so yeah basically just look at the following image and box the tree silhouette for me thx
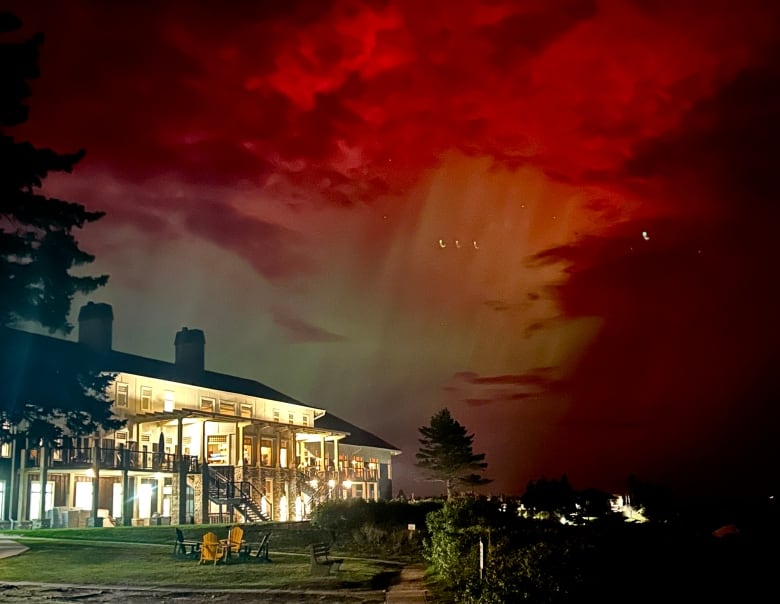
[0,12,119,445]
[416,408,490,499]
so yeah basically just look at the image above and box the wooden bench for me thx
[310,542,344,576]
[173,527,201,558]
[243,531,271,562]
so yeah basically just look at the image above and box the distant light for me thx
[642,231,650,241]
[473,240,479,250]
[454,239,461,248]
[438,239,446,248]
[310,479,318,489]
[343,480,353,489]
[328,479,336,488]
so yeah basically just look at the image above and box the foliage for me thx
[0,337,121,444]
[310,498,440,558]
[1,12,108,332]
[416,408,490,499]
[521,475,577,520]
[0,12,116,444]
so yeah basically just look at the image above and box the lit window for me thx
[288,412,294,424]
[243,437,253,465]
[219,401,235,415]
[164,391,175,412]
[207,435,228,464]
[116,383,128,407]
[1,442,10,458]
[260,439,273,467]
[240,403,252,418]
[272,409,280,422]
[200,397,215,412]
[302,415,309,427]
[140,386,152,411]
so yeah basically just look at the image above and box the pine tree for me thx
[0,12,108,332]
[416,408,490,499]
[0,12,119,445]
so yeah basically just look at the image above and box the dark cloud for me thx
[183,201,314,282]
[271,310,347,343]
[449,368,561,408]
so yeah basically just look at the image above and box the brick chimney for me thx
[174,327,205,377]
[78,302,113,354]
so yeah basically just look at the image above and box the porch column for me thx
[91,439,101,527]
[7,433,17,521]
[178,416,187,525]
[319,437,325,473]
[333,437,339,483]
[38,444,48,524]
[122,446,131,526]
[19,438,28,521]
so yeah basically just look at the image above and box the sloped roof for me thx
[1,327,301,404]
[315,412,401,452]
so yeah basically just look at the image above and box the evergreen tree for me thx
[0,12,108,331]
[0,12,119,445]
[416,408,490,499]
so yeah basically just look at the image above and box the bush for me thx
[309,499,440,559]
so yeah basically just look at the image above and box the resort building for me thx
[0,302,400,528]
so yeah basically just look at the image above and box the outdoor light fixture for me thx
[328,479,336,488]
[343,480,352,489]
[310,479,318,488]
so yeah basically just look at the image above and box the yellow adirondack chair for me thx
[199,531,225,565]
[220,526,245,560]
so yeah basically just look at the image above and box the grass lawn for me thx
[0,527,402,592]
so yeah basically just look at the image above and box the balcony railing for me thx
[298,465,380,483]
[26,446,200,473]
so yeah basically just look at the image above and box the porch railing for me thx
[25,446,200,473]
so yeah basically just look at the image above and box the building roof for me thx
[315,412,401,453]
[1,326,301,404]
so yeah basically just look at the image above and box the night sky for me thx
[7,0,780,498]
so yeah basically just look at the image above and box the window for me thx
[207,435,228,465]
[288,412,294,425]
[0,441,10,458]
[164,391,175,412]
[75,477,93,510]
[140,386,152,411]
[29,480,54,519]
[219,401,235,415]
[302,415,309,427]
[200,397,215,412]
[52,438,63,462]
[243,437,253,465]
[280,441,288,468]
[272,409,280,422]
[260,439,273,467]
[240,403,252,418]
[353,456,364,478]
[116,382,128,407]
